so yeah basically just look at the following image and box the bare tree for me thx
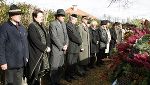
[107,0,133,8]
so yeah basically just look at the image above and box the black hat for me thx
[101,20,110,25]
[8,4,23,15]
[71,14,78,18]
[55,9,65,16]
[82,16,89,20]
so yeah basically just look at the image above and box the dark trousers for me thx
[65,53,79,77]
[5,68,23,85]
[89,53,97,67]
[27,70,50,85]
[97,48,106,66]
[50,67,65,85]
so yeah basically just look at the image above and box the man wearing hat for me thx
[65,14,82,82]
[49,9,69,85]
[78,15,90,75]
[97,20,110,66]
[0,4,29,85]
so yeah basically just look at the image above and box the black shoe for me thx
[77,72,84,77]
[89,65,96,69]
[55,83,65,85]
[65,77,72,83]
[70,76,78,80]
[84,67,90,71]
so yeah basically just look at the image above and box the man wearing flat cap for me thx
[49,9,69,85]
[96,20,110,66]
[0,4,29,85]
[65,14,82,82]
[78,15,90,75]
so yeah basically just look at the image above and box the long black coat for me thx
[66,22,82,53]
[89,28,99,53]
[109,28,117,51]
[27,22,50,79]
[98,26,108,49]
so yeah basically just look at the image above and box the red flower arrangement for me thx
[109,28,150,84]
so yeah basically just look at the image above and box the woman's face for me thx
[34,12,44,24]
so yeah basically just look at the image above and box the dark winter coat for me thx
[66,22,82,53]
[109,28,117,51]
[0,20,29,69]
[27,21,50,79]
[89,28,99,53]
[98,26,108,49]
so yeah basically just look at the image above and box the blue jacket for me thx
[0,21,29,69]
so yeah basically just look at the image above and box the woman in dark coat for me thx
[89,20,99,68]
[27,9,51,85]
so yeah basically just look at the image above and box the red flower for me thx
[133,52,149,62]
[143,61,150,69]
[126,35,138,44]
[126,29,147,44]
[117,43,130,52]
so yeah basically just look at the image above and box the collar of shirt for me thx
[8,20,21,27]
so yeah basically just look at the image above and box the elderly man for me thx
[49,9,69,85]
[65,14,82,82]
[0,4,29,85]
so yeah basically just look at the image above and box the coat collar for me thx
[32,21,47,34]
[8,20,21,26]
[56,20,62,28]
[82,23,88,32]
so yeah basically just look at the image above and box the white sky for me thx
[6,0,150,21]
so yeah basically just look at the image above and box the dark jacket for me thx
[98,26,108,49]
[89,28,99,53]
[27,22,50,79]
[66,22,82,53]
[110,28,117,50]
[0,20,29,69]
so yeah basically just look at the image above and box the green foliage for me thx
[131,19,142,28]
[45,10,55,27]
[0,1,55,28]
[0,0,9,25]
[134,34,150,54]
[18,2,32,28]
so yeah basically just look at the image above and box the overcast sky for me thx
[6,0,150,21]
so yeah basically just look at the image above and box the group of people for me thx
[0,4,125,85]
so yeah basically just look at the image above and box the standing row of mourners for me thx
[0,4,127,85]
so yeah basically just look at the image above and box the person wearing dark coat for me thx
[49,9,69,85]
[97,20,109,66]
[27,9,51,85]
[0,4,29,85]
[109,23,117,56]
[89,20,99,68]
[65,14,82,82]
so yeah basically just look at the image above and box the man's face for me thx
[34,12,44,24]
[11,14,21,23]
[82,18,88,24]
[58,15,65,22]
[72,17,77,24]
